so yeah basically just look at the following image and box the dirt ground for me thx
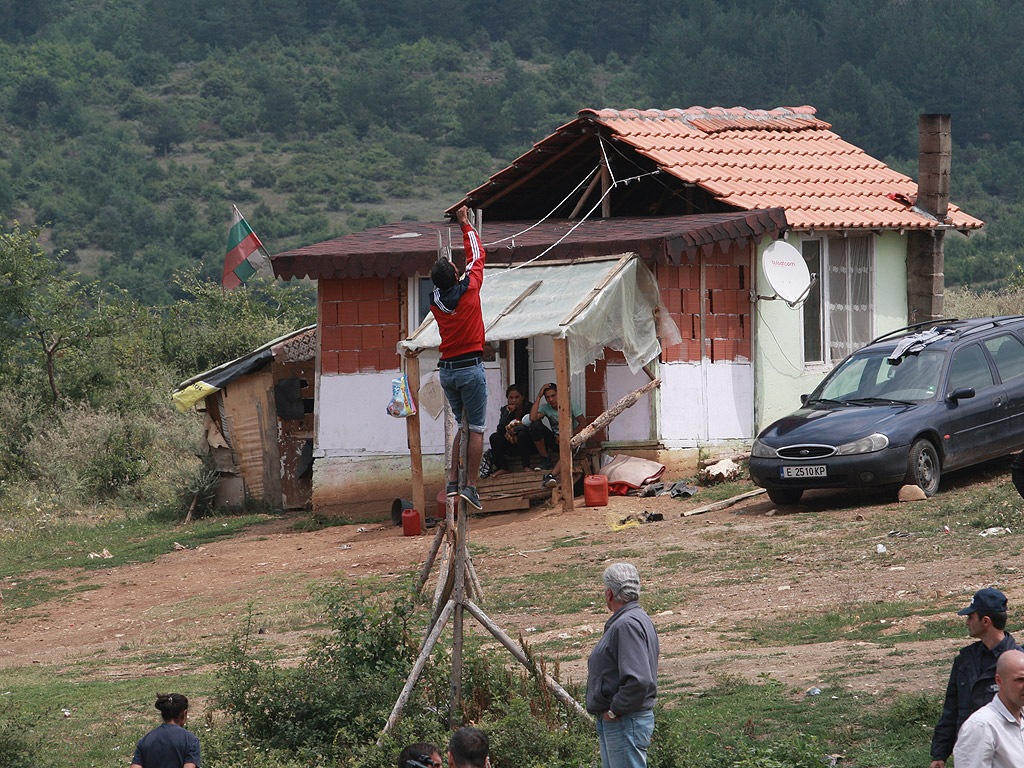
[2,485,1019,700]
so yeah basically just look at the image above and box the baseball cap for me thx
[957,588,1008,615]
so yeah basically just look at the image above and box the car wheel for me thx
[767,487,803,505]
[906,439,941,496]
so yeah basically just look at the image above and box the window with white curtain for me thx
[801,236,874,365]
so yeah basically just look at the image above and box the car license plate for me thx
[779,465,827,478]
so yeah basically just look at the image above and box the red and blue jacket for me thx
[430,223,486,360]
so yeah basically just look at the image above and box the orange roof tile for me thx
[453,106,982,232]
[581,107,981,231]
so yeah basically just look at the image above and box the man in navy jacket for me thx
[930,588,1020,768]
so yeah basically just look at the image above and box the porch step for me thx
[475,456,590,513]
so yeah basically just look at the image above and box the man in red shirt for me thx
[430,205,487,510]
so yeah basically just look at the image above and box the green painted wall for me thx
[753,231,908,431]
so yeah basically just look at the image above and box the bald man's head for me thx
[996,649,1024,715]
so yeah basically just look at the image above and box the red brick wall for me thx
[658,248,751,363]
[319,278,402,374]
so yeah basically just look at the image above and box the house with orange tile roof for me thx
[447,106,982,436]
[271,106,982,516]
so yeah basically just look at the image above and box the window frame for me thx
[800,235,876,369]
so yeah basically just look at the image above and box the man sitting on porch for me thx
[524,382,584,489]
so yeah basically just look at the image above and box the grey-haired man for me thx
[586,563,659,768]
[930,588,1020,768]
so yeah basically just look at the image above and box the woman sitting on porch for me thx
[488,384,534,476]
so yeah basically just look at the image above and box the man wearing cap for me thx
[586,563,659,768]
[952,649,1024,768]
[929,588,1020,768]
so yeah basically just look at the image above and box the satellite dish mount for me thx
[757,240,817,308]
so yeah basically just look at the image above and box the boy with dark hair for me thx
[524,382,584,489]
[448,726,489,768]
[398,743,442,768]
[431,206,487,511]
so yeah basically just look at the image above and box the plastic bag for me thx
[386,374,417,418]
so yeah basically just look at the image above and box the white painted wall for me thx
[606,363,652,441]
[659,360,754,446]
[316,362,503,458]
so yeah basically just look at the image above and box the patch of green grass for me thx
[738,602,951,646]
[0,514,271,615]
[549,534,590,549]
[1,664,220,768]
[653,548,702,569]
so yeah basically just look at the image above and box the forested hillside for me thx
[3,0,1024,302]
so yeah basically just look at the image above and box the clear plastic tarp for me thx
[400,255,680,376]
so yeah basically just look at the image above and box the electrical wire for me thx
[483,165,600,247]
[754,301,803,372]
[492,167,663,276]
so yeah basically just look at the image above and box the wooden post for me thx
[380,598,456,741]
[449,408,470,727]
[553,337,573,512]
[600,162,611,218]
[570,378,661,449]
[464,600,593,723]
[416,519,447,594]
[405,355,426,532]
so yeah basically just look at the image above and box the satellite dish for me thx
[762,241,812,305]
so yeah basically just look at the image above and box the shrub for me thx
[207,590,595,768]
[0,702,40,768]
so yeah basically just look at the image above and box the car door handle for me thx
[993,397,1006,407]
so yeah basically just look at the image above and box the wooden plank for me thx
[405,355,426,532]
[553,337,573,513]
[570,378,660,449]
[569,170,602,218]
[478,496,531,513]
[600,162,611,218]
[485,280,543,336]
[221,371,278,504]
[476,134,591,210]
[681,488,766,517]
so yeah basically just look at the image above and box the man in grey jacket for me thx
[586,563,659,768]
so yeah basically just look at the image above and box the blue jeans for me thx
[439,361,487,433]
[596,710,655,768]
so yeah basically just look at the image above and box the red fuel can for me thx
[401,507,421,536]
[584,474,609,507]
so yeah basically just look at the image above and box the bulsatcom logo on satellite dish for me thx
[762,241,812,305]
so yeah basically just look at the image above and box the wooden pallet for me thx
[476,457,590,513]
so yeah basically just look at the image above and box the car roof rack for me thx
[870,315,1024,348]
[942,319,1024,342]
[869,318,960,346]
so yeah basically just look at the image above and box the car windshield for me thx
[812,348,945,404]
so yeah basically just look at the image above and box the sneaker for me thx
[446,481,459,498]
[459,485,483,511]
[537,456,554,471]
[542,473,558,488]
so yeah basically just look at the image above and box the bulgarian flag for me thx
[222,205,270,289]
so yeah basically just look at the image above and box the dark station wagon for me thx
[749,316,1024,505]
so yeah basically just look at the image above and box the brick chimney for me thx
[906,114,951,322]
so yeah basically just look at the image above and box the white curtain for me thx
[827,236,872,363]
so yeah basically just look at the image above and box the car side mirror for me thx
[800,393,810,405]
[946,386,976,402]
